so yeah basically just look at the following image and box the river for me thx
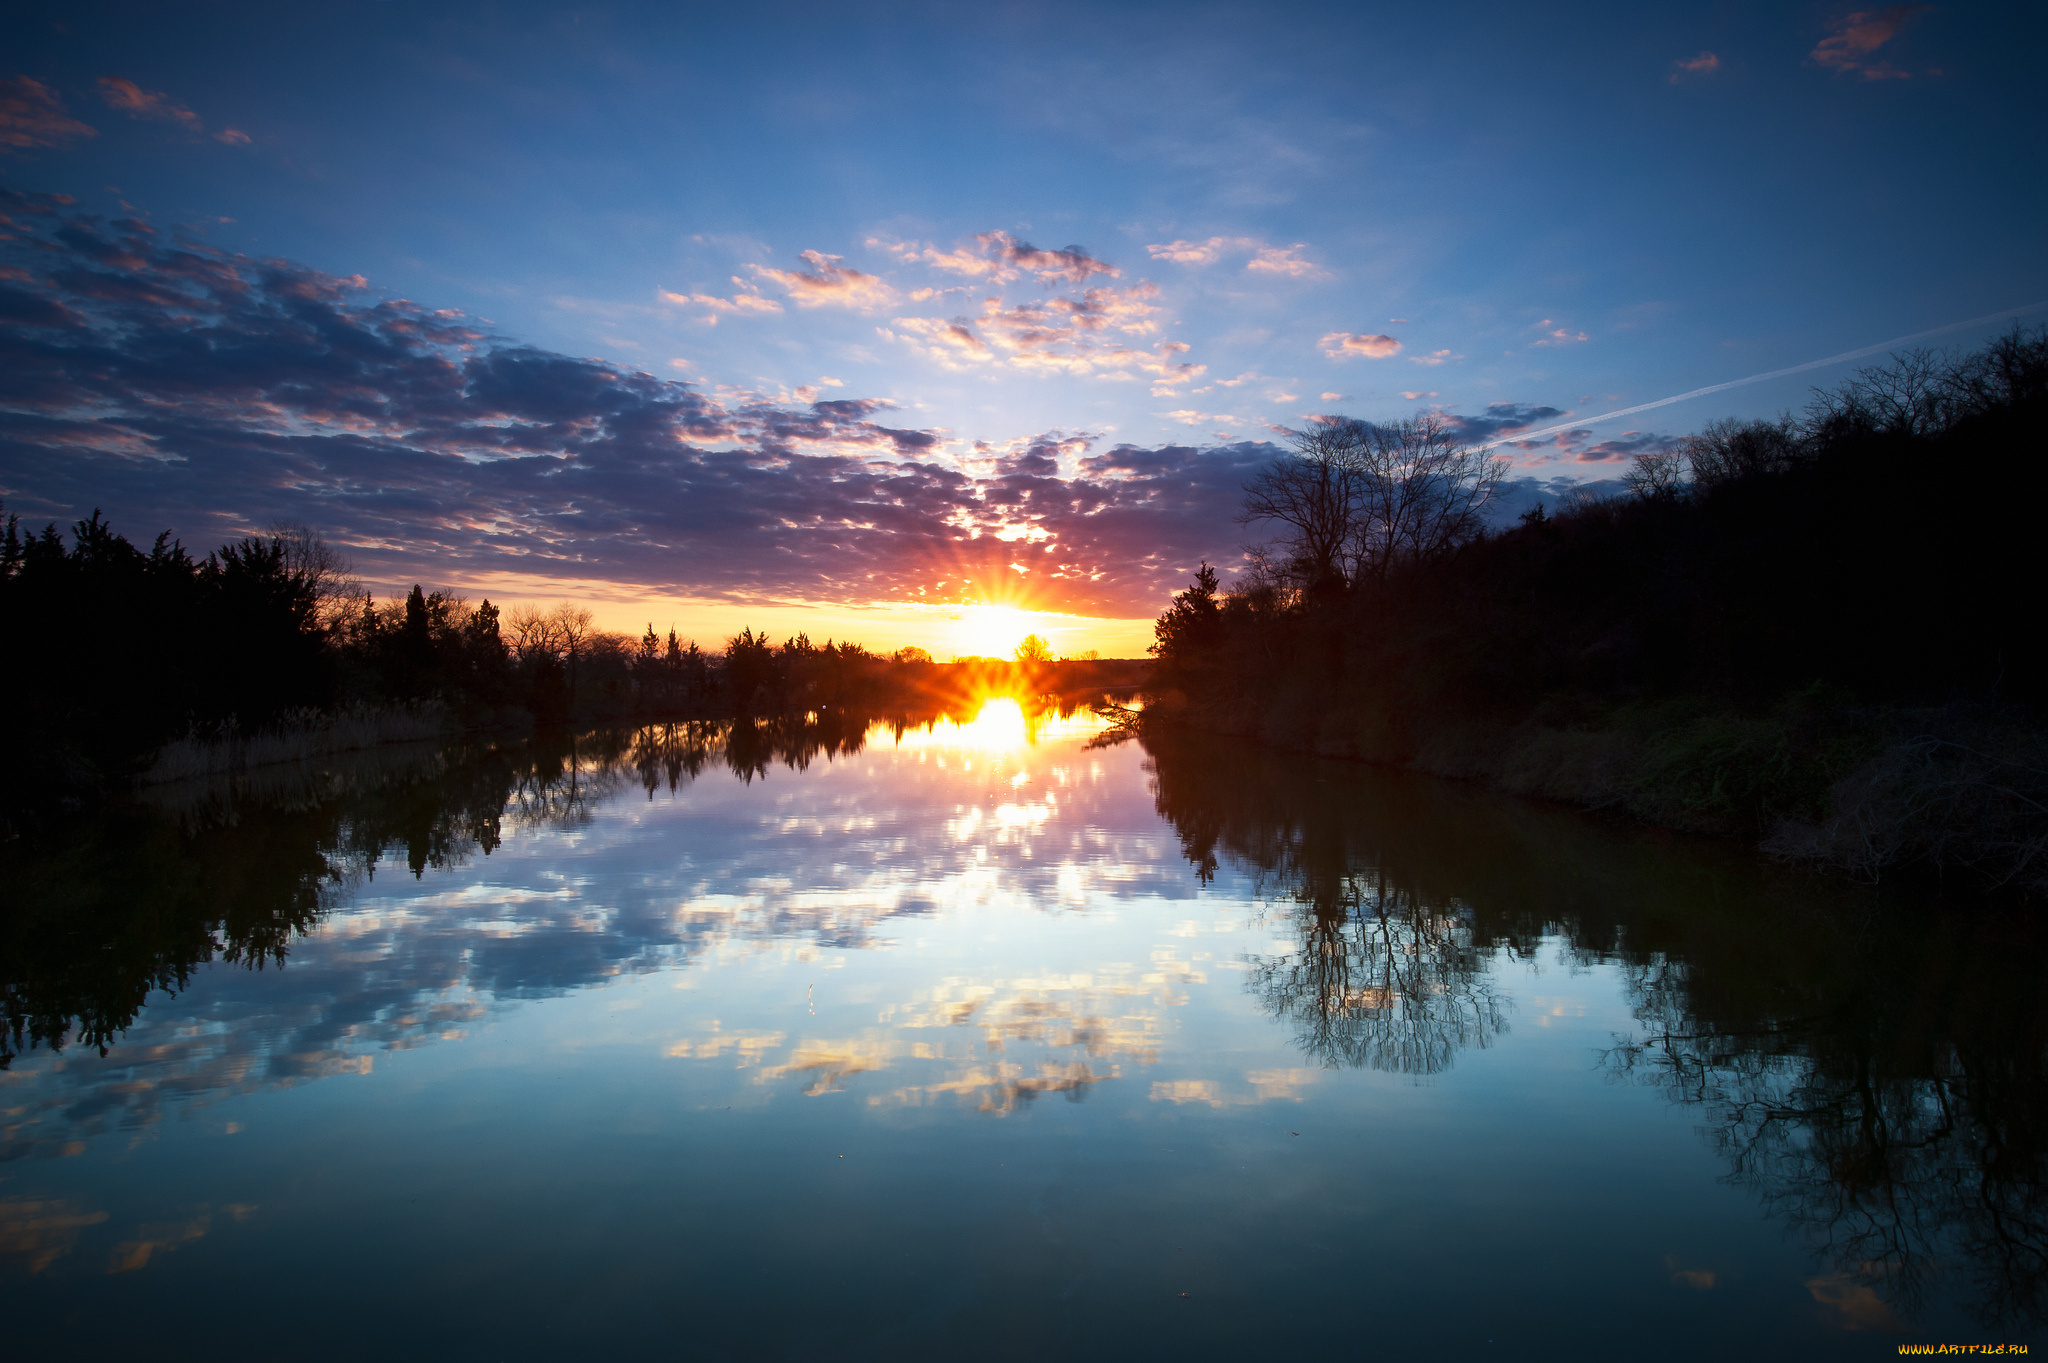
[3,698,2041,1358]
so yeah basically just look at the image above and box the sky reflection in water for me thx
[2,699,2042,1358]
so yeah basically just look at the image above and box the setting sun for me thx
[952,605,1042,660]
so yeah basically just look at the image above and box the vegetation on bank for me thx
[0,510,1144,824]
[1146,330,2048,892]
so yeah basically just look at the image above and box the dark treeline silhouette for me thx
[0,508,1146,821]
[1149,331,2048,885]
[1142,729,2048,1328]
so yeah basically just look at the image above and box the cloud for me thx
[750,251,896,310]
[1410,348,1459,366]
[95,76,203,134]
[1530,319,1589,347]
[1319,332,1401,360]
[1244,244,1319,277]
[213,127,251,146]
[0,190,1266,620]
[875,232,1118,287]
[1319,391,1345,401]
[1145,236,1323,278]
[1437,402,1566,444]
[1669,51,1721,83]
[887,283,1204,392]
[1398,390,1436,401]
[0,77,98,153]
[1809,5,1932,80]
[658,280,784,325]
[1145,236,1256,265]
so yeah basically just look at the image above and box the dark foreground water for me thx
[4,701,2043,1359]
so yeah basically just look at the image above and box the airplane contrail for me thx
[1473,301,2048,453]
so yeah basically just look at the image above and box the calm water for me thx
[4,701,2043,1359]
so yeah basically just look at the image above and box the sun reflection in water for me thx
[876,695,1110,753]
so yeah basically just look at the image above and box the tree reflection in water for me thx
[0,698,1105,1071]
[1140,730,2048,1328]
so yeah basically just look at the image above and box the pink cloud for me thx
[1146,236,1324,278]
[213,127,251,146]
[1319,332,1401,360]
[96,76,203,134]
[0,77,98,153]
[1669,51,1721,83]
[751,251,896,310]
[1810,5,1932,80]
[1319,391,1345,401]
[1244,244,1320,278]
[1409,349,1459,366]
[1400,390,1438,400]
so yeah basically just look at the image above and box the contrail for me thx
[1473,301,2048,453]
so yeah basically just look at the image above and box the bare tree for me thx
[1239,417,1363,593]
[548,603,595,704]
[269,520,365,632]
[506,604,562,664]
[1344,413,1508,584]
[1622,448,1688,500]
[1681,415,1803,489]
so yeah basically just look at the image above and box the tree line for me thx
[1147,328,2048,864]
[0,515,1143,813]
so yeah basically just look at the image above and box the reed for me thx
[141,702,454,786]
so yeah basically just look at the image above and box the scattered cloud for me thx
[1669,51,1721,83]
[874,232,1118,287]
[658,281,784,325]
[1319,331,1401,360]
[1531,319,1590,347]
[214,127,251,146]
[1409,349,1459,366]
[1399,390,1438,400]
[887,282,1203,393]
[1809,5,1932,80]
[95,76,203,134]
[1145,236,1324,278]
[0,77,97,153]
[1318,391,1345,402]
[751,250,897,310]
[0,190,1268,619]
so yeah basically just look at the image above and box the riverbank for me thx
[1137,689,2048,895]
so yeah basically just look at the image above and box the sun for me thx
[953,605,1040,660]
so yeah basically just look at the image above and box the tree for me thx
[1014,633,1053,665]
[892,645,933,665]
[1150,561,1221,676]
[1241,419,1361,594]
[1344,413,1507,584]
[1622,448,1688,500]
[1247,412,1507,592]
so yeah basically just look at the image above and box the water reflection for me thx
[1140,731,2048,1328]
[0,698,1124,1153]
[5,711,2044,1333]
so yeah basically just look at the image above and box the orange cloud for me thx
[0,77,97,153]
[752,250,896,310]
[1319,331,1401,359]
[1810,5,1932,80]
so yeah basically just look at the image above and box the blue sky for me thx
[2,1,2042,654]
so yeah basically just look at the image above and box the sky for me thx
[2,1,2043,657]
